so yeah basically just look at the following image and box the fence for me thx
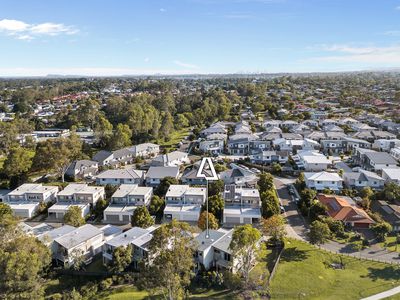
[267,243,285,286]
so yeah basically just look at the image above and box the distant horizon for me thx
[0,68,399,79]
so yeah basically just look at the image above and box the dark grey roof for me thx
[113,148,134,159]
[365,152,397,165]
[146,166,180,179]
[93,150,113,162]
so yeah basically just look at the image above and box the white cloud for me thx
[0,18,78,40]
[173,60,199,69]
[160,8,166,12]
[384,30,400,36]
[0,19,29,31]
[308,44,400,64]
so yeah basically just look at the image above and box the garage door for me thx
[56,212,64,219]
[182,214,196,222]
[243,218,252,224]
[122,215,130,223]
[225,217,240,224]
[105,214,120,222]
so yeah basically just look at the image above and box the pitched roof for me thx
[317,194,374,224]
[146,166,180,179]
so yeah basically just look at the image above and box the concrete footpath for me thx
[361,286,400,300]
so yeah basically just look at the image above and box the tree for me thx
[208,179,224,197]
[2,146,33,178]
[383,182,400,202]
[207,194,225,221]
[159,112,174,141]
[309,220,331,245]
[198,211,219,231]
[32,134,82,182]
[300,188,317,208]
[131,206,154,228]
[295,172,306,190]
[372,221,393,242]
[0,202,13,219]
[0,225,51,300]
[309,201,327,221]
[257,172,274,193]
[148,195,165,217]
[229,225,262,287]
[155,176,179,197]
[359,186,373,200]
[110,123,132,150]
[271,162,282,175]
[141,220,195,300]
[107,245,133,273]
[261,190,280,218]
[63,206,85,227]
[262,215,286,244]
[94,198,108,219]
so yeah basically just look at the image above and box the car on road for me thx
[280,205,285,214]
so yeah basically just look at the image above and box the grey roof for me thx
[100,224,123,237]
[146,166,180,179]
[37,225,76,243]
[182,167,212,179]
[365,152,397,165]
[213,230,234,254]
[195,230,226,252]
[96,168,144,179]
[106,226,157,249]
[93,150,113,162]
[113,148,134,159]
[54,224,103,250]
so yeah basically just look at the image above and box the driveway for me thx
[274,178,308,241]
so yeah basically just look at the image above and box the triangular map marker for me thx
[196,157,218,181]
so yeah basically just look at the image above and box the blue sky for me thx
[0,0,400,76]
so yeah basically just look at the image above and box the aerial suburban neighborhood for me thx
[1,71,400,300]
[1,1,400,300]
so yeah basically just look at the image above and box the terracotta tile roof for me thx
[317,194,374,224]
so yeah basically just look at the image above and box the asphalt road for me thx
[274,177,308,241]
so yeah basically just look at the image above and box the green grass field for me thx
[154,127,191,149]
[379,236,400,253]
[270,239,400,300]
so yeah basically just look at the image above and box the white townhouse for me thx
[102,226,158,269]
[151,151,190,167]
[292,150,331,171]
[390,147,400,161]
[37,225,76,255]
[5,183,58,218]
[130,143,160,158]
[163,185,207,222]
[343,169,385,190]
[65,160,98,180]
[200,123,227,137]
[96,168,145,186]
[53,224,104,267]
[48,184,105,219]
[103,184,153,223]
[223,185,261,225]
[304,171,343,192]
[381,168,400,184]
[199,133,227,155]
[372,139,400,152]
[195,228,262,273]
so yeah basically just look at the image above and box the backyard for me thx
[270,239,400,300]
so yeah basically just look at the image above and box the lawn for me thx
[99,287,151,300]
[270,239,400,300]
[99,287,242,300]
[154,127,191,149]
[379,235,400,253]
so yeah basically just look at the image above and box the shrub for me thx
[99,278,113,291]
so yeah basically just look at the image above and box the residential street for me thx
[274,178,400,265]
